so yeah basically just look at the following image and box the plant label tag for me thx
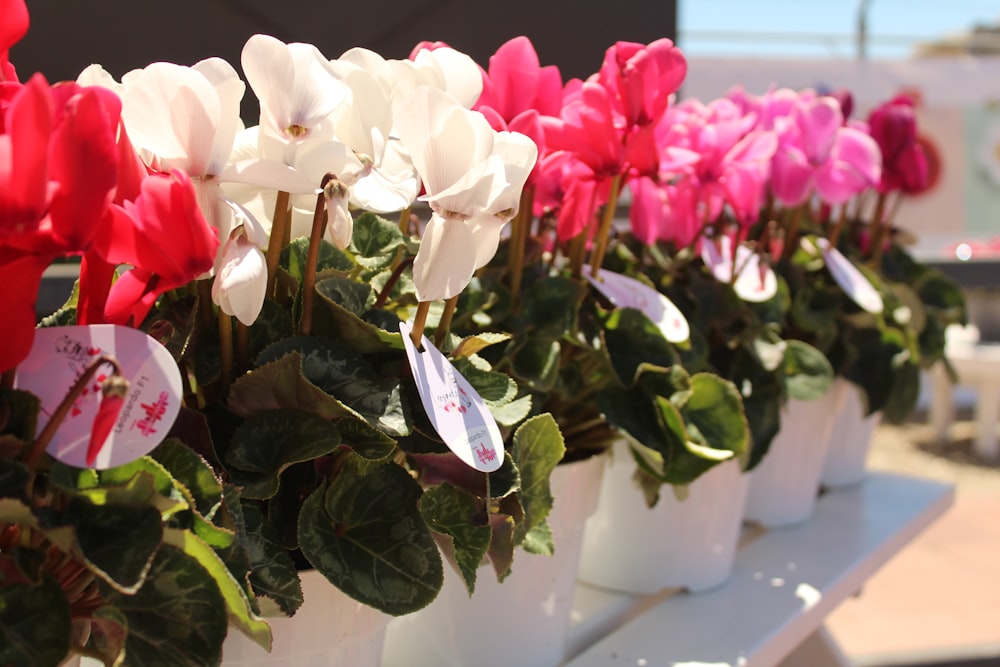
[701,236,777,302]
[15,325,183,469]
[583,267,690,343]
[399,321,504,472]
[815,239,884,314]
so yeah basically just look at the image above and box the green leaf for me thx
[247,298,295,361]
[783,340,834,401]
[100,545,229,667]
[151,439,224,519]
[510,414,566,548]
[162,528,271,651]
[0,388,40,442]
[315,277,404,353]
[603,307,679,386]
[280,236,354,286]
[240,503,303,617]
[511,337,561,392]
[349,212,406,264]
[335,417,398,463]
[267,463,318,551]
[0,547,71,667]
[226,409,342,499]
[419,484,491,596]
[452,357,518,405]
[229,350,352,421]
[666,373,749,484]
[453,332,511,359]
[60,493,164,594]
[0,459,30,500]
[520,276,588,339]
[297,458,443,615]
[488,394,533,427]
[260,337,410,436]
[520,521,554,556]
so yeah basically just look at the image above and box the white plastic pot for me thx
[821,378,882,488]
[744,383,846,527]
[380,452,606,667]
[221,569,390,666]
[578,440,750,594]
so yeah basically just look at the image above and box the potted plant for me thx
[1,5,570,665]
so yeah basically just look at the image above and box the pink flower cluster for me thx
[0,0,219,373]
[464,36,929,254]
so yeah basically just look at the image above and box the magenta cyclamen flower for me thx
[770,96,881,207]
[867,95,928,195]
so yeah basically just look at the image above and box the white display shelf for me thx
[563,472,954,667]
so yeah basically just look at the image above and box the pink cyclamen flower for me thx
[595,39,687,130]
[475,36,564,121]
[770,96,881,207]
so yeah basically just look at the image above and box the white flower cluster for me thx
[79,35,537,323]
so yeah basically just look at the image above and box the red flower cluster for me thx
[0,0,219,374]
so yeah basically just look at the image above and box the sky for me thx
[678,0,1000,59]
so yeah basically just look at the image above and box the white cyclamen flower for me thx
[395,86,537,301]
[212,200,269,325]
[241,34,347,144]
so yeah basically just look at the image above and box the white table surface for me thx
[563,472,955,667]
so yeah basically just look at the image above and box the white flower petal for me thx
[212,235,267,325]
[77,64,122,93]
[412,214,479,301]
[192,57,246,174]
[468,212,507,269]
[326,196,354,249]
[412,47,483,108]
[220,158,318,194]
[242,34,346,140]
[122,62,221,174]
[396,86,495,199]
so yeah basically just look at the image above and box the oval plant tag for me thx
[701,236,777,302]
[15,325,183,469]
[400,321,504,472]
[815,238,884,314]
[584,267,690,343]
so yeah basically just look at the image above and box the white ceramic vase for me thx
[821,378,882,488]
[221,569,391,666]
[577,440,750,594]
[744,383,845,527]
[380,453,606,667]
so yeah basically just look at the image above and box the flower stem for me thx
[24,355,123,470]
[397,206,413,235]
[868,192,890,267]
[374,256,414,309]
[589,174,622,280]
[300,176,333,337]
[410,301,431,349]
[781,205,803,261]
[218,313,233,395]
[264,190,291,299]
[434,295,459,349]
[508,186,535,304]
[235,322,250,373]
[828,204,849,248]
